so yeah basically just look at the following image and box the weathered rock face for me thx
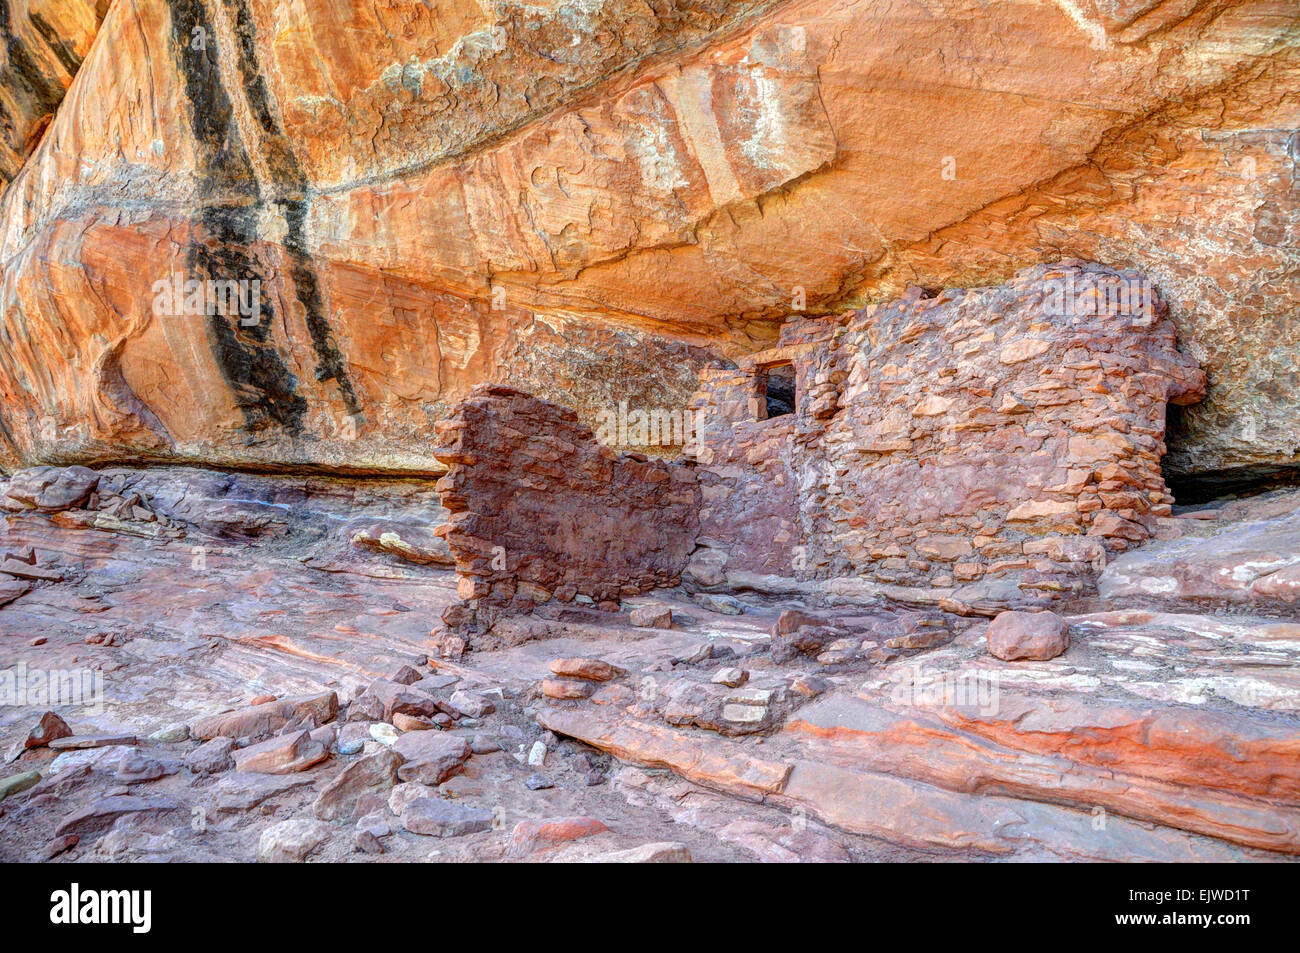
[433,384,700,621]
[1099,487,1300,610]
[694,262,1205,592]
[0,0,103,187]
[0,0,1294,481]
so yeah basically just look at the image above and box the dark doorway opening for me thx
[761,363,796,419]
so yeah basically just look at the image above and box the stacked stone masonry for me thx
[691,262,1207,592]
[433,385,700,620]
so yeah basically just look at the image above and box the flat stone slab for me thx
[49,734,140,750]
[400,798,494,837]
[54,795,182,838]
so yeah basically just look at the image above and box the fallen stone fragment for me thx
[47,745,135,775]
[368,723,399,746]
[41,834,78,860]
[470,734,502,755]
[987,610,1070,661]
[0,558,63,582]
[0,770,41,801]
[711,668,748,688]
[186,737,236,776]
[392,712,437,731]
[214,773,315,812]
[4,466,99,512]
[232,730,330,775]
[258,818,332,863]
[390,664,423,685]
[313,748,403,821]
[527,741,548,766]
[693,592,744,616]
[542,678,595,700]
[547,658,623,682]
[355,811,391,841]
[525,774,554,790]
[508,816,608,858]
[413,674,460,693]
[628,606,673,629]
[6,711,71,762]
[0,578,32,607]
[338,723,372,754]
[789,674,830,697]
[448,689,496,718]
[392,732,471,785]
[581,842,692,863]
[388,782,439,816]
[192,692,337,742]
[401,798,494,837]
[363,679,443,721]
[54,795,181,838]
[355,829,384,854]
[48,733,139,750]
[148,723,190,744]
[113,750,174,783]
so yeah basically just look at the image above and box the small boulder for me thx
[388,781,439,816]
[987,610,1070,661]
[447,690,495,718]
[693,592,744,616]
[313,748,403,821]
[401,798,494,837]
[392,731,471,785]
[232,730,329,775]
[547,658,623,682]
[185,737,237,776]
[508,816,607,858]
[628,606,673,629]
[711,667,748,688]
[541,678,594,700]
[258,818,332,863]
[5,711,71,762]
[0,770,41,801]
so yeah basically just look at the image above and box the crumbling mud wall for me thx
[433,385,699,624]
[693,263,1207,593]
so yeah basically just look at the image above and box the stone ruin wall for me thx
[689,364,805,578]
[433,385,699,624]
[692,263,1207,593]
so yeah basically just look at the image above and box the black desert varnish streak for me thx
[166,0,360,439]
[0,3,73,179]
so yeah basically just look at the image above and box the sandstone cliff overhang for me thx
[0,0,1293,479]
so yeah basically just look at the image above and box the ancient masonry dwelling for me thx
[433,263,1206,626]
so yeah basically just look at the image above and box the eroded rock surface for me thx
[1,463,1298,862]
[0,0,1294,483]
